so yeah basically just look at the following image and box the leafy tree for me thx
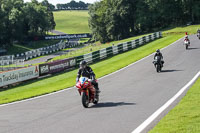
[42,0,55,11]
[0,0,56,47]
[89,0,200,43]
[56,0,90,10]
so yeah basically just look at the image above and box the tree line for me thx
[89,0,200,43]
[56,0,90,10]
[0,0,56,48]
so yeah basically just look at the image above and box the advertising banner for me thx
[39,64,49,76]
[44,33,92,40]
[0,66,39,87]
[39,58,76,75]
[48,58,76,74]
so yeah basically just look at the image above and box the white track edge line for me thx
[131,71,200,133]
[0,37,183,107]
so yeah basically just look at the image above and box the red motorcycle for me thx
[76,77,99,108]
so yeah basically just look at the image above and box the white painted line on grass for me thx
[131,71,200,133]
[0,37,183,107]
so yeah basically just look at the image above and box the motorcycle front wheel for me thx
[82,92,90,108]
[156,64,161,73]
[186,45,188,50]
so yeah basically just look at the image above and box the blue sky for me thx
[24,0,98,5]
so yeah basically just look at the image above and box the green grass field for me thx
[53,10,90,34]
[149,78,200,133]
[163,25,199,35]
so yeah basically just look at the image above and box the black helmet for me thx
[156,49,160,53]
[80,60,87,69]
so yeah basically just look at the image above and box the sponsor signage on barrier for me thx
[39,58,76,75]
[49,58,76,74]
[39,64,49,75]
[0,66,39,87]
[44,33,92,40]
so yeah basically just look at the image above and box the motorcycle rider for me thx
[76,60,100,97]
[184,35,190,45]
[154,49,164,67]
[197,29,200,37]
[197,29,200,34]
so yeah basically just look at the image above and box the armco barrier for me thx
[0,55,14,66]
[0,40,66,66]
[0,39,87,66]
[0,66,39,87]
[24,40,66,60]
[75,32,162,66]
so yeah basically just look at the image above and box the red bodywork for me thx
[76,79,96,102]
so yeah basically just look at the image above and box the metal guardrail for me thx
[76,32,162,66]
[0,40,86,68]
[0,40,66,66]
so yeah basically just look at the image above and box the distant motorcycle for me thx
[197,33,200,40]
[184,40,190,50]
[153,56,162,72]
[76,77,99,108]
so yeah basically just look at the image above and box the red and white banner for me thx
[0,66,39,87]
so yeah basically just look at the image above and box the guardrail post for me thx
[118,43,123,53]
[92,51,100,62]
[106,47,113,57]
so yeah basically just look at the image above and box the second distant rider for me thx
[154,49,164,67]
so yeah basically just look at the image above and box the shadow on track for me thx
[161,70,183,73]
[91,102,136,108]
[188,47,200,50]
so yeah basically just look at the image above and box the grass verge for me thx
[0,34,182,104]
[53,10,90,34]
[149,78,200,133]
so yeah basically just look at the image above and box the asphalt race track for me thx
[0,35,200,133]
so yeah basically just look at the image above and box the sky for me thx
[24,0,97,5]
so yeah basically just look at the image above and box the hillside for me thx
[53,10,90,34]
